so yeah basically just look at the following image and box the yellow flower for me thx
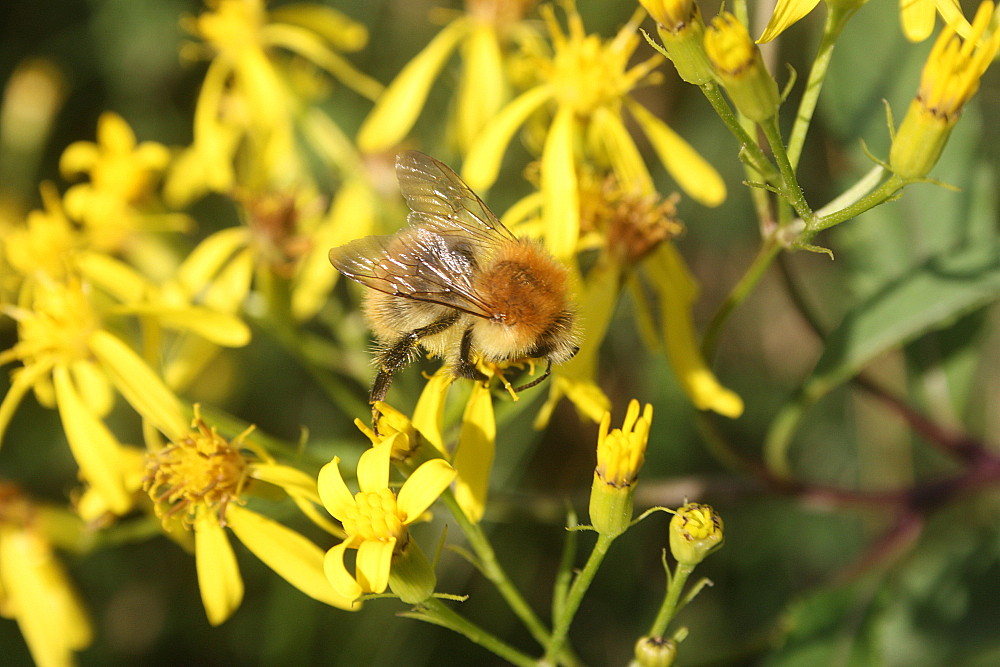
[890,1,999,178]
[144,406,355,624]
[166,0,380,206]
[668,502,724,566]
[589,400,653,537]
[0,485,92,667]
[59,112,188,254]
[358,0,538,154]
[463,1,724,258]
[319,438,456,602]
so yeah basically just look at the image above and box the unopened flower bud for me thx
[669,502,724,566]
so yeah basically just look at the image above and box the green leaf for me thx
[808,243,1000,398]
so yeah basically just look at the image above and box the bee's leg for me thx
[369,312,460,405]
[454,327,488,383]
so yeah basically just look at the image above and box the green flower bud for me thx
[634,635,678,667]
[703,13,780,122]
[669,502,724,566]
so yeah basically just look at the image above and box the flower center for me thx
[144,417,249,527]
[342,489,406,543]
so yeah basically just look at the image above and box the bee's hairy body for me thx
[329,151,579,411]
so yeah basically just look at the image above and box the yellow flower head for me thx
[595,399,653,488]
[916,1,998,122]
[890,1,999,178]
[589,400,653,538]
[144,407,254,528]
[319,439,456,601]
[669,502,724,566]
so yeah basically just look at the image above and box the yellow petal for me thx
[357,17,470,153]
[451,382,495,523]
[69,358,114,418]
[75,251,151,304]
[355,537,394,594]
[454,22,506,151]
[462,84,552,191]
[52,364,131,514]
[194,513,243,626]
[411,370,454,454]
[87,329,188,440]
[541,105,579,260]
[317,457,355,521]
[226,505,357,610]
[0,527,92,667]
[58,141,99,179]
[589,106,654,195]
[323,541,364,601]
[122,305,251,348]
[262,23,383,100]
[96,111,136,152]
[356,439,392,493]
[268,4,369,52]
[901,0,937,41]
[175,227,249,298]
[0,361,53,448]
[627,100,726,207]
[757,0,822,43]
[646,244,744,417]
[397,458,457,523]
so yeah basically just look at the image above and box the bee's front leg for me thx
[454,327,489,384]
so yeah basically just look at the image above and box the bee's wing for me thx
[328,228,496,319]
[395,150,517,252]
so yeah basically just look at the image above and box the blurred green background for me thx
[1,0,999,665]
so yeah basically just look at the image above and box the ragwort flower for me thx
[319,438,456,603]
[144,406,355,624]
[463,1,724,258]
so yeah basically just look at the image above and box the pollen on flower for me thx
[580,173,683,264]
[143,412,251,528]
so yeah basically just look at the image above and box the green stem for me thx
[761,117,814,223]
[440,491,559,654]
[544,533,615,662]
[648,562,694,638]
[410,597,537,667]
[699,82,779,184]
[809,174,905,234]
[701,238,782,360]
[787,6,857,169]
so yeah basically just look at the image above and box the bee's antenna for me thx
[513,359,553,392]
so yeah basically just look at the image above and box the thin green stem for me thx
[409,597,537,667]
[648,562,694,637]
[544,533,615,662]
[440,491,556,652]
[699,83,779,184]
[787,6,857,169]
[809,174,905,234]
[761,117,814,223]
[701,238,782,360]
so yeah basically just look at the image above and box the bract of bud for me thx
[634,635,678,667]
[703,12,780,122]
[388,537,437,605]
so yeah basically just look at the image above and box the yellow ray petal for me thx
[317,457,355,521]
[194,514,243,626]
[397,458,458,523]
[355,537,394,594]
[323,541,364,602]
